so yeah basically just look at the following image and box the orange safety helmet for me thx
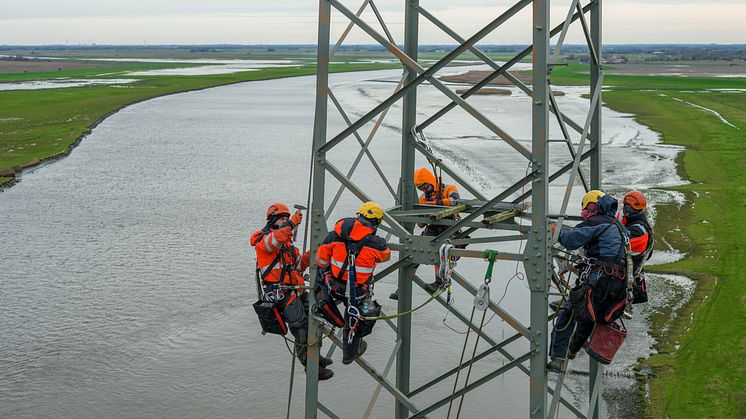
[414,167,437,188]
[266,202,290,220]
[624,191,647,211]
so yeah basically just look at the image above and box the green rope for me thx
[361,288,445,321]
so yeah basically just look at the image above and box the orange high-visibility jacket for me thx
[316,218,391,285]
[414,168,460,206]
[250,225,309,286]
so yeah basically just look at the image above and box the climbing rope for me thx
[446,250,497,419]
[283,337,297,419]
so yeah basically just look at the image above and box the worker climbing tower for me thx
[305,0,605,417]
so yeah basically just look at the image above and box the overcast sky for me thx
[2,0,744,45]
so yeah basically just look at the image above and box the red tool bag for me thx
[586,320,627,365]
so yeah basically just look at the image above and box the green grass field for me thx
[0,61,400,185]
[602,88,746,417]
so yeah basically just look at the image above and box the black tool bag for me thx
[589,273,628,325]
[253,300,288,336]
[314,281,345,328]
[355,299,381,338]
[569,283,593,323]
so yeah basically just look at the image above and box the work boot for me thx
[568,351,577,360]
[546,357,566,373]
[317,367,335,381]
[389,289,399,301]
[320,355,334,368]
[342,339,368,365]
[422,281,440,295]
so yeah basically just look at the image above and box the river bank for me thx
[0,61,400,189]
[602,89,746,418]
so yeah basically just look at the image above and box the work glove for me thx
[285,210,303,229]
[300,251,311,272]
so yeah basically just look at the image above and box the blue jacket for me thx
[559,195,629,264]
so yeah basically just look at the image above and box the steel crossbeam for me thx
[319,0,532,155]
[415,275,586,418]
[416,2,596,136]
[306,0,606,418]
[325,76,405,219]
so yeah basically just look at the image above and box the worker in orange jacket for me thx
[621,191,654,304]
[251,202,334,380]
[316,202,390,365]
[390,167,462,300]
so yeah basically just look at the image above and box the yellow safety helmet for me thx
[357,201,384,221]
[581,190,605,210]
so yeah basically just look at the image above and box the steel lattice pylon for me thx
[305,0,604,417]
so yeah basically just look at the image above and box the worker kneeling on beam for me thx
[316,202,391,365]
[251,202,334,380]
[390,167,463,300]
[547,190,631,372]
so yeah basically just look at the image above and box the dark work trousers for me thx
[549,270,604,358]
[550,300,595,358]
[329,280,372,360]
[278,290,311,364]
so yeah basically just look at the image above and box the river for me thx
[0,69,689,418]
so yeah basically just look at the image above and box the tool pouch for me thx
[355,299,381,338]
[314,282,345,328]
[586,320,627,364]
[253,300,288,336]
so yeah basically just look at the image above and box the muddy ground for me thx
[440,70,533,85]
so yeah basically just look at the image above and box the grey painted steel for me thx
[327,89,397,198]
[319,0,531,155]
[330,0,534,161]
[413,139,488,201]
[408,332,523,397]
[589,2,604,416]
[318,402,341,419]
[528,1,551,418]
[451,271,530,337]
[306,0,331,417]
[588,362,604,419]
[414,274,586,418]
[306,0,604,417]
[417,2,597,136]
[553,75,604,238]
[364,340,402,419]
[396,1,418,417]
[326,77,406,220]
[410,352,534,419]
[591,0,603,189]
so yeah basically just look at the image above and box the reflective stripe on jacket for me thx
[316,217,391,285]
[250,225,308,285]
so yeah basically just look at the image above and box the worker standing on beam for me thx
[390,167,462,300]
[316,202,390,365]
[547,191,630,372]
[251,202,334,380]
